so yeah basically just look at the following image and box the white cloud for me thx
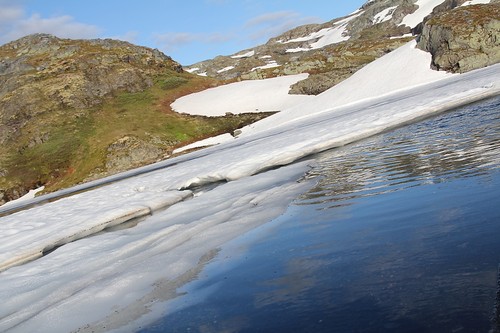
[0,1,102,45]
[245,11,321,41]
[4,14,101,42]
[0,1,24,36]
[0,6,23,23]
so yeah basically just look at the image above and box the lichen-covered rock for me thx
[417,4,500,73]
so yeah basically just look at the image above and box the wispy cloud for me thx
[0,2,101,45]
[0,1,24,34]
[245,11,321,41]
[0,6,24,23]
[5,14,101,41]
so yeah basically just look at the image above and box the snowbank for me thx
[171,73,313,116]
[240,40,452,135]
[400,0,446,28]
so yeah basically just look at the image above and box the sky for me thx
[0,0,366,65]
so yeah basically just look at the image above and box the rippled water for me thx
[142,97,500,333]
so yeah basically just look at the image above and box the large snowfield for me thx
[0,36,499,332]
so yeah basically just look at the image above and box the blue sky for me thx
[0,0,366,65]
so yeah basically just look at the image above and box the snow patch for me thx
[217,66,235,73]
[171,73,313,116]
[251,61,280,72]
[390,33,414,39]
[400,0,446,29]
[285,11,363,53]
[373,6,398,24]
[231,50,255,59]
[461,0,490,5]
[2,187,45,208]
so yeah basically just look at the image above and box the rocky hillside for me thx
[0,35,269,204]
[186,0,499,94]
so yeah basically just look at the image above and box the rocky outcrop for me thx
[104,136,167,175]
[417,3,500,73]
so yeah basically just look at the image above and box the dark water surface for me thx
[142,97,500,333]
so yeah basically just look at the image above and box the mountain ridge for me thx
[186,0,498,93]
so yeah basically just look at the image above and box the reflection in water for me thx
[142,97,500,333]
[302,96,500,209]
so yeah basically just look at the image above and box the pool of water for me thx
[141,97,500,333]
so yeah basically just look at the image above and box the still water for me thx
[142,97,500,333]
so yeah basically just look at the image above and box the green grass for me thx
[5,112,94,188]
[156,75,189,90]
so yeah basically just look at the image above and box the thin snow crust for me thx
[0,37,499,332]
